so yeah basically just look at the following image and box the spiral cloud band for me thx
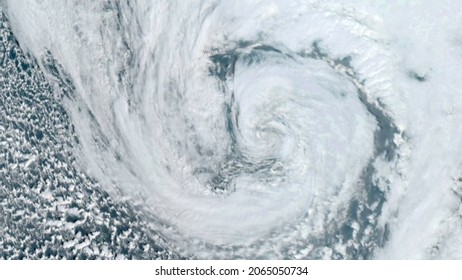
[2,0,462,259]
